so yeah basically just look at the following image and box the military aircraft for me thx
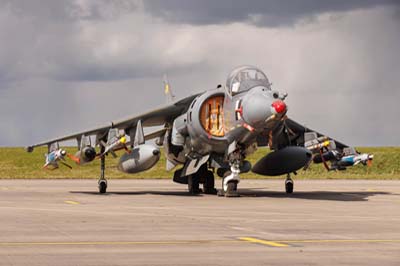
[27,66,372,196]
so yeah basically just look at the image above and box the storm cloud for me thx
[143,0,398,26]
[0,0,399,146]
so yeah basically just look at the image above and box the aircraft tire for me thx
[188,174,200,194]
[225,181,239,197]
[221,171,239,197]
[285,179,293,194]
[203,170,217,194]
[99,180,107,194]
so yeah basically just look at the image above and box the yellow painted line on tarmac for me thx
[64,200,80,205]
[0,240,239,247]
[281,239,400,244]
[239,237,288,247]
[1,238,399,248]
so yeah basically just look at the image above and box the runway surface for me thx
[0,179,399,265]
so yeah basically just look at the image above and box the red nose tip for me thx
[272,100,286,114]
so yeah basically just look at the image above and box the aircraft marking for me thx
[0,240,239,246]
[281,239,400,244]
[239,237,288,247]
[64,200,80,205]
[0,238,399,247]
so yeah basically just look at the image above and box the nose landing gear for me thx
[218,161,241,197]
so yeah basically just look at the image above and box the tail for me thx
[163,74,175,103]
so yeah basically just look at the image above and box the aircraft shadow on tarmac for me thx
[238,189,391,202]
[70,189,391,202]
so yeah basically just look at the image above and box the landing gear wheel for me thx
[285,175,293,194]
[98,180,107,194]
[98,145,107,194]
[188,174,201,194]
[203,170,217,194]
[218,171,230,197]
[218,171,240,197]
[225,181,240,197]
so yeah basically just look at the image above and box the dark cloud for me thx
[0,1,398,146]
[0,0,139,21]
[144,0,398,27]
[0,0,76,22]
[0,0,209,85]
[68,0,139,21]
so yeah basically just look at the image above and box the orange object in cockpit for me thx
[200,96,225,137]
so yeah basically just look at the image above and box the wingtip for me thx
[26,146,34,153]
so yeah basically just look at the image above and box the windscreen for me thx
[226,66,271,96]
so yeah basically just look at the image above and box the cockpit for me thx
[226,66,271,96]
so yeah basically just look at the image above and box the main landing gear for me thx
[187,164,217,195]
[98,146,107,194]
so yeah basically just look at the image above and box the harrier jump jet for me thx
[27,66,372,196]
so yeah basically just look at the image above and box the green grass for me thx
[0,147,399,179]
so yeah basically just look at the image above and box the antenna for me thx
[163,74,175,103]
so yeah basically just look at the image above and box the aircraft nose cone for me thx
[271,100,286,114]
[242,93,272,126]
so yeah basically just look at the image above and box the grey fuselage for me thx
[164,72,287,168]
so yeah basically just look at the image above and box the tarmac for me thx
[0,179,399,266]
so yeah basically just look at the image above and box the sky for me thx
[0,0,399,146]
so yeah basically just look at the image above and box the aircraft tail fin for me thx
[163,74,175,103]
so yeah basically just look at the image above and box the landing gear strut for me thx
[98,146,107,194]
[186,164,217,195]
[285,173,293,194]
[187,164,217,195]
[218,161,241,197]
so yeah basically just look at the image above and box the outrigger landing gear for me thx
[98,147,107,194]
[285,173,293,194]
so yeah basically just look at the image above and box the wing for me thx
[255,117,357,173]
[284,118,348,150]
[256,117,348,151]
[282,118,375,170]
[27,93,200,151]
